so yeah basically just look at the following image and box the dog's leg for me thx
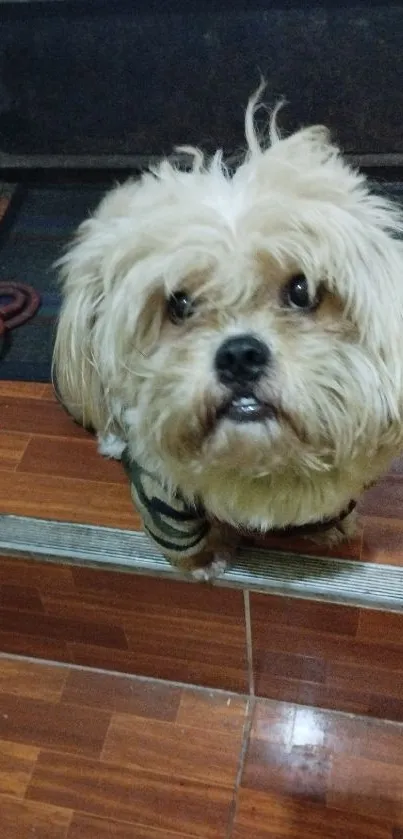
[124,455,235,581]
[190,555,231,581]
[97,435,233,579]
[97,431,126,460]
[308,507,358,547]
[165,523,237,581]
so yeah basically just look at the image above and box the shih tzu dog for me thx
[53,87,403,580]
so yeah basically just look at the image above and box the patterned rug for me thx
[0,183,106,381]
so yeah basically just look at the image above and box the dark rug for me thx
[0,183,106,382]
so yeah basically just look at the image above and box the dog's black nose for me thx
[215,334,270,386]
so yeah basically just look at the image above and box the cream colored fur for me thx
[53,87,403,573]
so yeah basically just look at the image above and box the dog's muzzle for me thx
[215,334,274,422]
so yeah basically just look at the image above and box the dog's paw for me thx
[190,553,230,582]
[309,509,358,546]
[97,432,126,460]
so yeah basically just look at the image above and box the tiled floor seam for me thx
[0,650,250,699]
[243,590,255,698]
[225,694,255,839]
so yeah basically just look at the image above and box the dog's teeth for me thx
[232,397,260,416]
[222,393,275,424]
[233,396,258,408]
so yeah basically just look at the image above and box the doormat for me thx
[0,183,105,382]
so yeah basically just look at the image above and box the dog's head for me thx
[54,90,403,519]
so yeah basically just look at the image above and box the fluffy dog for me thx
[53,87,403,579]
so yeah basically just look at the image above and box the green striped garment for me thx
[121,449,210,560]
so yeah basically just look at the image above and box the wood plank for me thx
[0,795,71,839]
[0,583,44,613]
[27,750,234,839]
[361,517,403,566]
[62,669,182,721]
[241,738,331,805]
[249,699,295,745]
[0,630,72,664]
[0,694,111,758]
[0,606,128,650]
[0,740,39,798]
[326,660,403,700]
[18,436,126,484]
[252,648,326,685]
[328,754,403,822]
[368,695,403,724]
[0,432,31,469]
[323,710,403,767]
[252,671,370,716]
[0,656,67,702]
[175,689,247,734]
[68,641,248,694]
[0,556,75,594]
[62,570,249,692]
[101,712,243,786]
[248,620,403,673]
[233,788,392,839]
[358,610,403,647]
[0,382,47,399]
[68,813,196,839]
[251,593,359,639]
[41,385,58,401]
[359,477,403,519]
[0,470,138,528]
[0,396,88,439]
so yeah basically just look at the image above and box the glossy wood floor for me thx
[0,379,402,564]
[0,653,400,839]
[0,381,138,530]
[3,381,403,721]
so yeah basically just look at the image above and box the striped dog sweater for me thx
[121,448,210,560]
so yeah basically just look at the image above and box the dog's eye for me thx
[167,291,195,324]
[282,274,320,311]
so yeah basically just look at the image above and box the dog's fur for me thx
[53,88,403,577]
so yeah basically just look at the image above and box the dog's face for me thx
[55,107,403,520]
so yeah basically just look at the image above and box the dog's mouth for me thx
[216,393,277,424]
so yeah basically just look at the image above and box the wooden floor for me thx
[0,379,403,565]
[0,653,399,839]
[0,381,138,530]
[3,381,403,721]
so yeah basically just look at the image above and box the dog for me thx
[53,86,403,580]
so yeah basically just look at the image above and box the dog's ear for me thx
[52,222,109,431]
[266,123,334,165]
[244,87,339,180]
[257,123,368,205]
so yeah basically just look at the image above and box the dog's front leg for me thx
[164,522,237,581]
[308,507,358,546]
[121,451,235,581]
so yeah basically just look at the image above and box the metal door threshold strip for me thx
[0,513,402,614]
[2,151,403,171]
